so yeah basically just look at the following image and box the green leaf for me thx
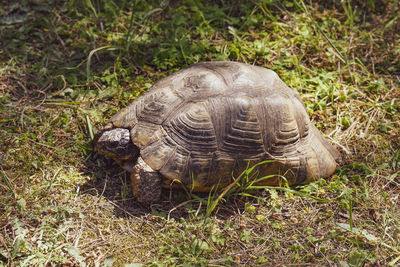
[0,13,29,25]
[240,230,252,243]
[389,255,400,267]
[11,237,24,258]
[191,238,211,254]
[17,198,26,213]
[101,256,115,267]
[67,245,86,266]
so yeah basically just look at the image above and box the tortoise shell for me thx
[107,61,339,190]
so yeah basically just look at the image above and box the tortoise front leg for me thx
[131,157,162,204]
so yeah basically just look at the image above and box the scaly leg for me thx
[130,157,162,204]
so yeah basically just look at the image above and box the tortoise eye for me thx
[108,141,119,148]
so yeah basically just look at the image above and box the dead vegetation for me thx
[0,0,399,265]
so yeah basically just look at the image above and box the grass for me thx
[1,0,399,265]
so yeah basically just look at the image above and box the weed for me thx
[1,0,400,265]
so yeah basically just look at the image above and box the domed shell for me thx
[111,61,339,191]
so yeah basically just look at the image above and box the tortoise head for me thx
[96,127,139,170]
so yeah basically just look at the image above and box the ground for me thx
[0,0,399,266]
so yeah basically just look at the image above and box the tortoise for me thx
[96,61,340,203]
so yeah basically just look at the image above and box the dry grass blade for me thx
[0,0,399,265]
[86,46,118,82]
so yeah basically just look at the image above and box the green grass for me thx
[1,0,400,265]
